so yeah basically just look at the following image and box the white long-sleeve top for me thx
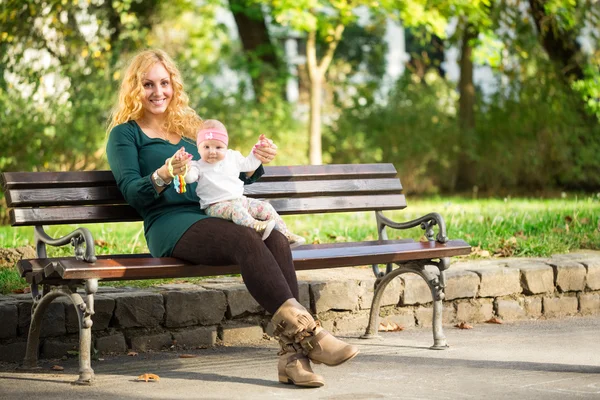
[185,149,262,209]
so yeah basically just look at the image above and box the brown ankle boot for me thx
[278,338,324,387]
[272,298,359,367]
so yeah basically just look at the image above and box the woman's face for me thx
[141,62,173,116]
[199,139,227,164]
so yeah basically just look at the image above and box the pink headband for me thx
[197,128,228,147]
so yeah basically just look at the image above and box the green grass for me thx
[1,194,599,294]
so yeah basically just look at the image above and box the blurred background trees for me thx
[1,0,599,194]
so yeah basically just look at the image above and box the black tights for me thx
[172,217,298,314]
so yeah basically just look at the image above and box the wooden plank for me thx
[258,164,398,182]
[6,186,126,207]
[10,205,141,226]
[43,239,471,281]
[244,178,402,199]
[9,193,406,225]
[17,240,416,279]
[1,164,397,190]
[1,171,116,189]
[6,178,402,208]
[268,194,407,215]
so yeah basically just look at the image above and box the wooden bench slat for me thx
[9,194,406,226]
[268,194,406,214]
[5,186,126,207]
[10,205,141,226]
[257,164,398,182]
[1,164,397,190]
[19,239,471,281]
[6,178,402,208]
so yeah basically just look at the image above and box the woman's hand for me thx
[253,134,277,165]
[158,147,192,183]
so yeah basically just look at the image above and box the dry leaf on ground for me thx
[178,354,197,358]
[470,246,491,257]
[486,317,503,324]
[127,351,138,357]
[51,365,64,371]
[137,373,160,382]
[454,322,473,330]
[379,321,404,332]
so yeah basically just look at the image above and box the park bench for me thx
[1,163,471,385]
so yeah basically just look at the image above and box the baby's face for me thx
[199,139,227,164]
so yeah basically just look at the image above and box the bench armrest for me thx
[34,226,97,263]
[375,211,448,244]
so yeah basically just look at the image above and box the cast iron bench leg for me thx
[361,261,448,350]
[21,279,98,385]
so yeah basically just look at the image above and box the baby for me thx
[185,119,305,247]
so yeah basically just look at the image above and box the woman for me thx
[106,49,358,388]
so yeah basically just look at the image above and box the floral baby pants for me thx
[204,196,290,234]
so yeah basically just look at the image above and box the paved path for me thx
[1,316,599,399]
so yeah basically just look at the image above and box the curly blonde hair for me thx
[107,49,202,140]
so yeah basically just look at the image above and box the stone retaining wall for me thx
[1,251,599,363]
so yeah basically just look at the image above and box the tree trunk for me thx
[455,22,478,191]
[229,0,283,101]
[528,0,594,126]
[306,31,323,165]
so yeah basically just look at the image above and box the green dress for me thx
[106,121,263,257]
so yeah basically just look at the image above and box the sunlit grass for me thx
[1,194,598,294]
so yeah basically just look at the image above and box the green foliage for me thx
[328,71,460,193]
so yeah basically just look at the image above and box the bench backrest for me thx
[1,164,406,226]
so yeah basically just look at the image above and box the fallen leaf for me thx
[127,351,138,357]
[137,373,160,382]
[564,216,573,224]
[94,239,108,246]
[470,246,490,257]
[51,365,64,371]
[514,231,527,240]
[379,321,404,332]
[454,322,473,330]
[178,354,197,358]
[580,217,589,224]
[486,317,503,324]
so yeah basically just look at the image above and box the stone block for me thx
[415,306,433,327]
[333,312,369,334]
[549,260,586,292]
[41,337,79,359]
[0,341,27,363]
[0,302,18,339]
[524,297,542,318]
[17,300,66,337]
[298,282,311,311]
[95,333,128,354]
[583,259,600,290]
[401,274,432,305]
[358,276,402,310]
[163,289,226,328]
[172,326,218,348]
[220,322,264,345]
[456,299,494,323]
[509,262,554,294]
[495,299,527,321]
[109,292,165,329]
[543,296,578,318]
[578,293,600,315]
[444,270,479,300]
[129,331,173,352]
[442,303,457,325]
[469,266,521,297]
[383,309,415,328]
[310,280,361,313]
[64,295,115,333]
[200,283,262,318]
